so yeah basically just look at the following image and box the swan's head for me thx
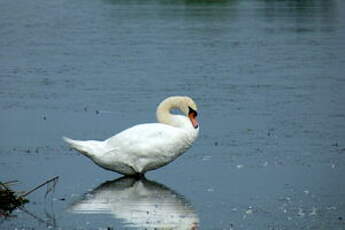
[157,96,199,129]
[178,97,197,115]
[179,97,199,129]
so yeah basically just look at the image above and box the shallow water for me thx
[1,0,345,229]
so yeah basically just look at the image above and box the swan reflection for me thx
[69,177,199,229]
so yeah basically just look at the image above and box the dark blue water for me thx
[1,0,345,229]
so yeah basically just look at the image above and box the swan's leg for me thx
[132,173,145,180]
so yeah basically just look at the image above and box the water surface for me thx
[1,0,345,229]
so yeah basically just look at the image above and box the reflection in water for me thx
[260,0,337,28]
[256,5,336,37]
[103,0,236,6]
[69,177,199,229]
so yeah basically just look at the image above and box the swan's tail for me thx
[62,136,99,157]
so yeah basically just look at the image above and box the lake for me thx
[1,0,345,229]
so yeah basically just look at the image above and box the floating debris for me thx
[0,181,28,216]
[245,207,253,215]
[0,176,59,217]
[202,155,211,161]
[236,164,244,169]
[332,142,339,147]
[309,207,317,216]
[297,208,305,217]
[242,206,254,219]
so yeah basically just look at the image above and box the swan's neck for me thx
[156,97,186,128]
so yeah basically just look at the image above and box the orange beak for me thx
[188,110,199,129]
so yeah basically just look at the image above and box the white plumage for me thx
[63,96,199,176]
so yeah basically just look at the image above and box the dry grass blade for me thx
[0,176,59,217]
[22,176,59,197]
[0,181,28,216]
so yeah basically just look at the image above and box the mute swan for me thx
[63,96,199,176]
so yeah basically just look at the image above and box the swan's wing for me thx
[104,123,191,158]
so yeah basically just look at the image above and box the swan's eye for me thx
[188,106,198,117]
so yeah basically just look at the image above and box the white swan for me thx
[63,96,199,176]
